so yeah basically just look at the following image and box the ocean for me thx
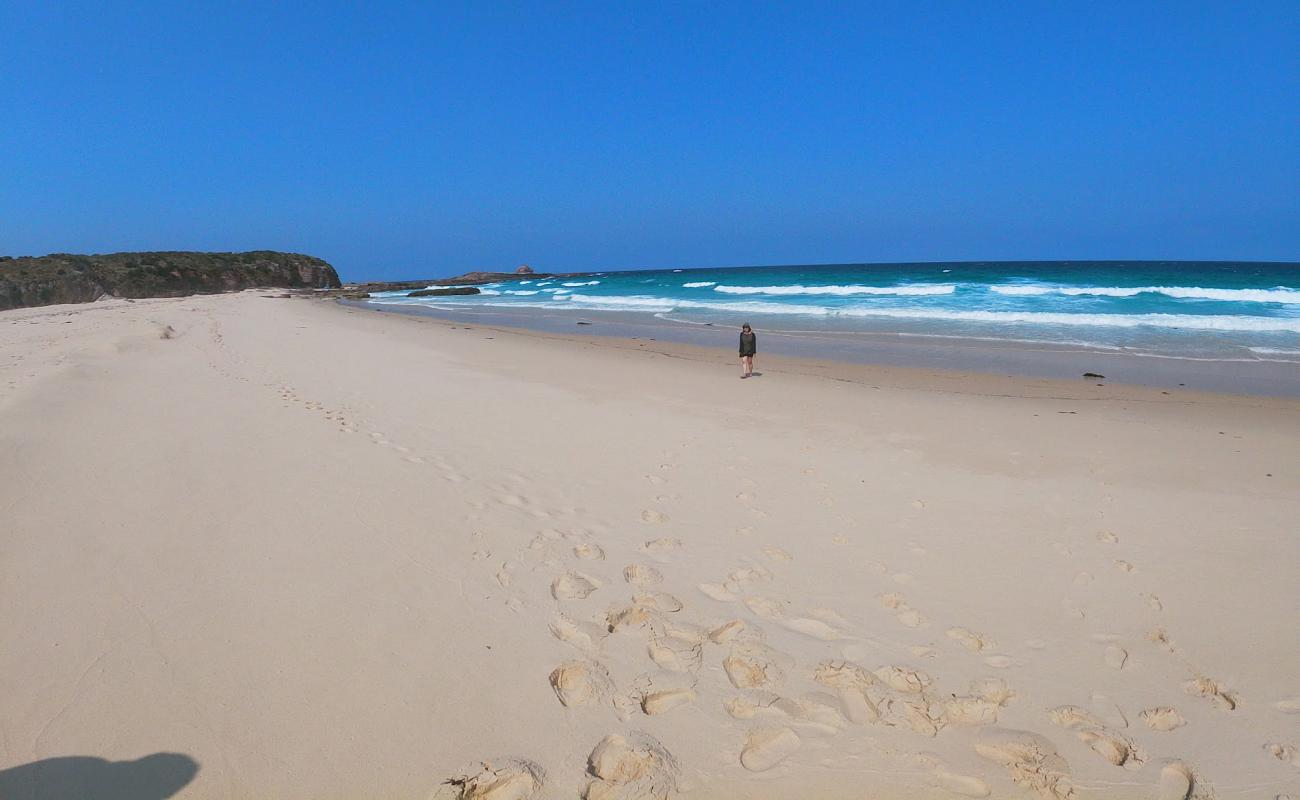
[367,261,1300,363]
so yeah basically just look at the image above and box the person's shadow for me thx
[0,753,198,799]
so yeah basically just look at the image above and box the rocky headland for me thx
[0,251,340,311]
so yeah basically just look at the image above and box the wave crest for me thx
[713,283,956,296]
[990,284,1300,303]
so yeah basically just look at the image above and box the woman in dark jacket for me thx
[739,323,756,378]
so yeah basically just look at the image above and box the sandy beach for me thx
[2,291,1297,799]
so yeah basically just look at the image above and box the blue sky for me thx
[1,2,1296,281]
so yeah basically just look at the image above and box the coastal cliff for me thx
[0,251,341,311]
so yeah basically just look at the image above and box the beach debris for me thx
[1083,372,1105,379]
[576,320,593,325]
[443,759,544,800]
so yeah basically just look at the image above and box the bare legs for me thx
[740,355,753,378]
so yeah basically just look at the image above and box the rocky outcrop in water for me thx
[407,287,481,297]
[0,251,340,311]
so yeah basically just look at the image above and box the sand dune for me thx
[1,292,1297,799]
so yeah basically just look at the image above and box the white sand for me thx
[1,292,1297,799]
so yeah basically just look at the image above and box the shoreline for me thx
[347,298,1300,401]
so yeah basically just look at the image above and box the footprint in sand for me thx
[1050,705,1107,730]
[1050,705,1144,768]
[947,627,993,653]
[550,614,601,651]
[606,603,655,635]
[641,538,682,561]
[1113,559,1136,573]
[1267,698,1300,718]
[1097,531,1119,544]
[760,546,792,562]
[647,631,703,674]
[1143,593,1164,611]
[1158,762,1195,800]
[781,617,841,641]
[574,543,606,561]
[1077,729,1145,769]
[698,583,737,602]
[623,564,663,586]
[584,733,678,800]
[634,590,683,613]
[739,727,800,772]
[813,662,881,723]
[724,645,787,690]
[640,509,669,524]
[708,620,749,644]
[549,661,615,707]
[1140,707,1187,731]
[743,596,786,620]
[1148,627,1177,653]
[1183,676,1237,711]
[1265,743,1300,768]
[881,593,926,628]
[974,728,1075,800]
[441,758,544,800]
[640,686,696,716]
[646,474,667,485]
[552,571,602,600]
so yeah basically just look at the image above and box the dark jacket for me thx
[739,331,756,356]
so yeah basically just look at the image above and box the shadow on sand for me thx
[0,753,198,800]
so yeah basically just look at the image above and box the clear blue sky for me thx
[2,2,1296,281]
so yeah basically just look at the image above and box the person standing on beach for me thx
[739,323,756,378]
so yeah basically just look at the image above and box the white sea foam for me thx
[561,280,601,287]
[565,294,676,311]
[505,289,539,295]
[990,284,1300,303]
[682,281,717,288]
[563,294,1300,332]
[1248,346,1300,355]
[477,289,501,295]
[713,283,956,296]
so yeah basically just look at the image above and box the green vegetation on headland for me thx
[0,251,341,311]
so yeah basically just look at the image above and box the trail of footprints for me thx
[438,469,1295,800]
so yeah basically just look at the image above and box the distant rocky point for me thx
[0,251,340,311]
[337,268,580,299]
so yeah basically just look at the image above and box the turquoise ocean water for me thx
[368,261,1300,362]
